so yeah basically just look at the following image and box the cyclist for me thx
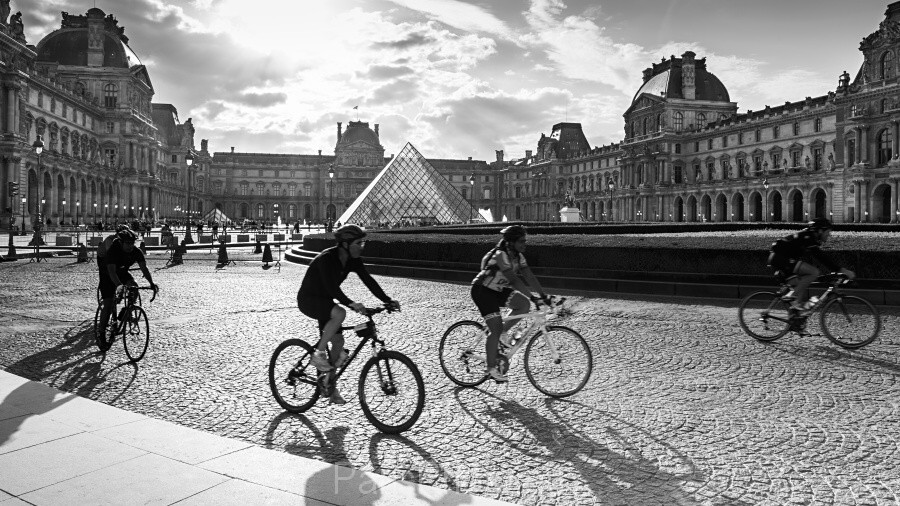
[97,227,158,341]
[768,218,855,314]
[471,225,548,383]
[297,223,400,404]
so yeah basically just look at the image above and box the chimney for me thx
[86,9,105,67]
[374,124,379,137]
[681,51,696,100]
[230,146,234,153]
[318,149,321,156]
[495,150,504,163]
[337,122,342,142]
[525,150,532,160]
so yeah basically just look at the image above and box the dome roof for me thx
[34,10,142,69]
[632,53,730,104]
[338,121,380,146]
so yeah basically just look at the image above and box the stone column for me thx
[893,122,899,157]
[854,181,861,222]
[862,127,869,163]
[890,178,898,222]
[856,128,863,163]
[6,83,20,133]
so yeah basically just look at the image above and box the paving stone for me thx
[1,255,899,505]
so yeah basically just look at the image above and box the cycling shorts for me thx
[297,294,335,332]
[471,283,513,318]
[767,253,799,276]
[99,271,136,300]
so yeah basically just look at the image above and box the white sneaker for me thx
[487,366,508,383]
[330,387,347,405]
[499,333,513,348]
[310,350,333,371]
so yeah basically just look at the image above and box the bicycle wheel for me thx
[358,350,425,434]
[93,305,112,352]
[438,320,489,387]
[524,326,592,398]
[738,291,792,341]
[123,307,150,362]
[268,339,320,413]
[820,295,881,349]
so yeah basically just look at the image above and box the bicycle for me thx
[93,285,158,361]
[268,304,425,434]
[738,272,881,349]
[439,296,593,398]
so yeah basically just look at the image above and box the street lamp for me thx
[92,202,97,228]
[184,153,195,244]
[62,199,66,229]
[607,181,615,222]
[104,203,108,225]
[30,136,45,246]
[19,197,26,236]
[762,177,769,223]
[274,203,280,227]
[328,164,334,231]
[75,200,81,243]
[469,173,475,223]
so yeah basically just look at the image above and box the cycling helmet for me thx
[806,218,832,231]
[500,224,527,242]
[116,227,138,243]
[334,224,367,243]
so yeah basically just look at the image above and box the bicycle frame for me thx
[769,274,848,329]
[469,299,567,367]
[312,307,393,384]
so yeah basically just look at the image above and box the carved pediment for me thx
[861,19,900,51]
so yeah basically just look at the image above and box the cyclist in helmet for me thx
[97,227,158,341]
[297,223,400,404]
[768,218,854,313]
[471,225,548,383]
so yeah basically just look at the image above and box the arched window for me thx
[104,83,118,108]
[878,128,893,165]
[256,203,265,218]
[882,50,895,79]
[673,112,684,132]
[697,113,706,126]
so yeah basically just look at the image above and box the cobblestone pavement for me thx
[1,252,899,505]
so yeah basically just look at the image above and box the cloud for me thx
[360,64,416,80]
[373,32,434,50]
[235,92,288,107]
[384,0,513,39]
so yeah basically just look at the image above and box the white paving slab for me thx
[178,478,333,506]
[20,452,228,506]
[0,377,74,422]
[0,432,145,495]
[200,445,396,505]
[43,394,147,432]
[0,414,83,455]
[94,417,252,465]
[356,480,519,506]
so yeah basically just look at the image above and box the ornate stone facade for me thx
[497,2,900,224]
[0,6,196,230]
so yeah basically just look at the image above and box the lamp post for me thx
[469,173,475,223]
[92,202,97,229]
[274,203,280,228]
[762,177,769,223]
[30,136,45,247]
[20,197,25,236]
[184,153,195,244]
[75,200,80,243]
[328,164,334,232]
[607,181,615,222]
[62,199,66,230]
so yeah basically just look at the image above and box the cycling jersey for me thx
[769,230,839,272]
[472,247,527,292]
[297,246,390,307]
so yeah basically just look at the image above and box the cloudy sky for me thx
[24,0,885,160]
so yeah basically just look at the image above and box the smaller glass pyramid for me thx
[338,142,481,226]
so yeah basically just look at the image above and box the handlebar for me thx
[361,303,399,317]
[818,272,852,286]
[119,285,158,303]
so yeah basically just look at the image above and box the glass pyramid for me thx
[337,142,482,227]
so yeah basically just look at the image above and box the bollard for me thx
[261,243,273,267]
[169,241,185,266]
[76,243,89,263]
[216,238,235,268]
[253,237,262,254]
[6,233,16,259]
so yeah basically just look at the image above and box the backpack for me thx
[97,234,118,257]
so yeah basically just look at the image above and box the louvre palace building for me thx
[4,2,900,230]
